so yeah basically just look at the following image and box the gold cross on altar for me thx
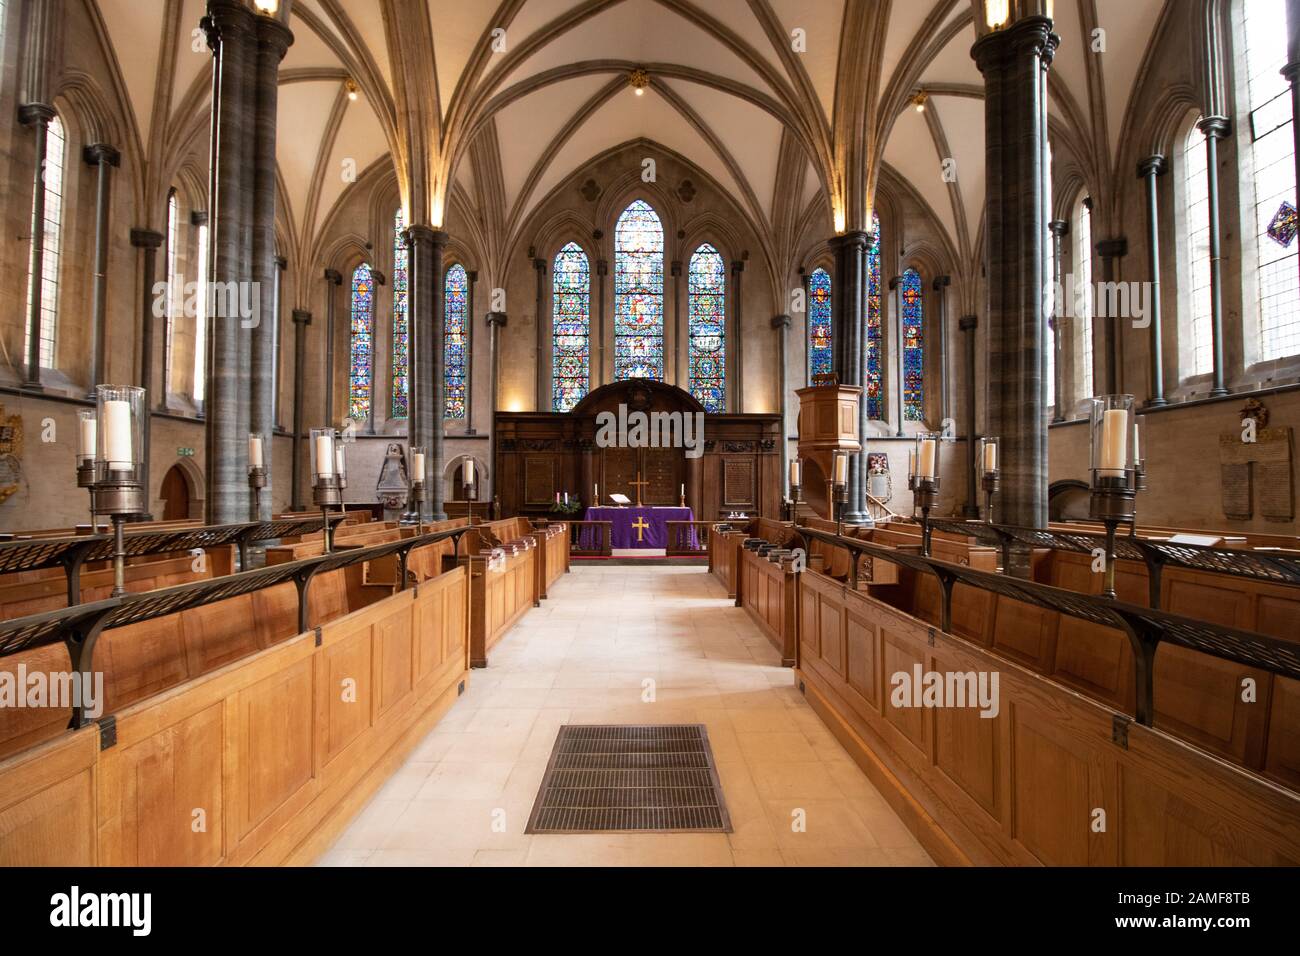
[631,515,650,542]
[628,471,651,507]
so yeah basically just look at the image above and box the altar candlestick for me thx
[464,459,475,485]
[79,415,97,462]
[1099,408,1127,478]
[103,400,133,470]
[919,439,936,478]
[248,433,264,468]
[982,441,997,475]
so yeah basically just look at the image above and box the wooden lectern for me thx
[794,379,862,520]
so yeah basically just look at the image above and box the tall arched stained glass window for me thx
[348,263,374,421]
[808,268,832,379]
[866,211,883,418]
[688,243,726,412]
[552,242,590,412]
[901,268,924,421]
[24,113,65,370]
[614,199,664,380]
[444,263,468,419]
[391,208,409,418]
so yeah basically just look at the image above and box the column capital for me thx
[487,312,508,328]
[371,270,387,285]
[1096,237,1128,259]
[730,259,745,274]
[17,103,55,127]
[596,259,608,276]
[253,12,295,59]
[190,210,209,227]
[324,268,342,284]
[1283,61,1300,84]
[292,309,312,326]
[1137,154,1167,178]
[1197,115,1231,139]
[972,15,1057,73]
[468,270,478,283]
[83,143,121,167]
[275,255,287,270]
[1048,219,1069,237]
[532,257,546,272]
[202,0,256,48]
[130,228,164,249]
[887,274,902,290]
[828,230,870,252]
[931,274,951,290]
[670,260,682,277]
[958,315,978,332]
[771,314,791,329]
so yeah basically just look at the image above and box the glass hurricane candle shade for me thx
[914,433,940,482]
[1088,395,1136,488]
[831,450,849,486]
[408,445,427,487]
[310,428,337,480]
[94,385,145,483]
[978,436,999,477]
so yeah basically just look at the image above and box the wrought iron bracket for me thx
[98,715,117,750]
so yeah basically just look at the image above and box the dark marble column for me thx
[671,259,682,386]
[487,311,507,505]
[932,275,951,426]
[596,259,608,387]
[202,0,255,523]
[83,144,120,397]
[1048,219,1068,422]
[249,12,292,520]
[131,228,164,513]
[323,268,342,427]
[829,230,869,524]
[731,260,745,410]
[407,225,447,520]
[1137,157,1168,407]
[888,274,904,437]
[533,255,546,408]
[19,104,55,390]
[1096,237,1127,394]
[772,314,791,498]
[1199,115,1231,397]
[274,254,286,428]
[290,309,311,511]
[973,12,1057,567]
[960,315,980,518]
[466,270,478,432]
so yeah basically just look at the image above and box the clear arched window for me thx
[444,263,468,419]
[24,114,65,369]
[1184,120,1214,377]
[614,199,664,380]
[687,243,726,412]
[347,263,374,421]
[1073,196,1094,399]
[1244,0,1299,360]
[901,268,924,421]
[552,241,590,412]
[391,208,409,418]
[866,211,883,418]
[808,268,832,381]
[194,217,208,403]
[163,189,179,394]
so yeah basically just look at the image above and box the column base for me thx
[962,504,981,519]
[841,510,874,528]
[1143,397,1168,408]
[1210,387,1229,398]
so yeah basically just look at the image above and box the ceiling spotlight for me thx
[913,91,928,113]
[346,79,359,102]
[629,68,649,97]
[253,0,279,13]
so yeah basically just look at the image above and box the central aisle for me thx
[321,566,933,867]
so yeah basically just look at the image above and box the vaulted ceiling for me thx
[87,0,1173,290]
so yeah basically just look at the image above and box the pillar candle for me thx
[564,492,569,505]
[788,459,800,486]
[79,417,97,461]
[908,449,915,477]
[919,440,936,478]
[464,459,475,485]
[412,452,425,477]
[594,483,598,502]
[1099,408,1127,477]
[334,445,346,478]
[982,441,997,475]
[103,400,133,470]
[315,434,334,476]
[833,453,848,483]
[680,483,684,497]
[248,435,264,468]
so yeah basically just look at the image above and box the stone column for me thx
[671,259,683,385]
[932,275,951,426]
[1048,219,1068,422]
[731,260,745,410]
[960,315,980,518]
[290,309,311,511]
[800,269,811,385]
[407,225,447,520]
[1137,157,1168,407]
[466,270,478,432]
[829,230,869,524]
[973,10,1057,567]
[888,274,904,437]
[83,144,120,396]
[487,311,507,504]
[203,0,255,523]
[249,12,292,520]
[772,314,791,497]
[1096,237,1127,394]
[1285,0,1300,294]
[130,228,164,513]
[533,255,546,409]
[274,255,286,427]
[323,269,341,428]
[1199,115,1230,397]
[596,258,608,387]
[19,104,55,389]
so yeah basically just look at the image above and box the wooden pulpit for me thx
[794,380,862,519]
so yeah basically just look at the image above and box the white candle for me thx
[1099,408,1127,477]
[315,435,334,476]
[594,483,599,501]
[789,460,800,486]
[464,459,476,485]
[564,491,569,505]
[680,483,684,497]
[248,435,264,468]
[103,400,133,470]
[79,417,97,460]
[983,441,997,475]
[1132,423,1140,463]
[412,451,425,477]
[833,454,848,483]
[908,449,916,476]
[919,440,936,478]
[334,445,346,478]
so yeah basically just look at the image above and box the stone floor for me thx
[320,565,933,867]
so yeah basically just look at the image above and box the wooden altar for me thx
[494,380,782,521]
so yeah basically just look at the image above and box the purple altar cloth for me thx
[582,506,696,549]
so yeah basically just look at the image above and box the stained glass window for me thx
[687,243,726,412]
[552,242,590,412]
[444,263,468,419]
[901,268,924,421]
[24,113,64,370]
[614,199,664,380]
[866,211,883,418]
[347,263,374,421]
[391,208,409,418]
[808,268,832,380]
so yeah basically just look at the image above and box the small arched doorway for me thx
[159,459,203,520]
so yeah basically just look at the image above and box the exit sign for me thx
[177,447,195,457]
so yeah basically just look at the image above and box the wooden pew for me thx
[528,520,569,599]
[0,565,470,866]
[457,520,540,667]
[737,545,800,666]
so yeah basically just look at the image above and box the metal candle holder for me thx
[248,466,266,522]
[310,428,341,553]
[76,409,100,532]
[914,433,942,557]
[833,480,849,537]
[787,482,802,523]
[411,480,426,534]
[91,385,148,597]
[1087,396,1138,599]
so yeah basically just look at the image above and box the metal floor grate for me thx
[526,724,732,833]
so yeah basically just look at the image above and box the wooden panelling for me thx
[844,608,876,708]
[183,595,262,675]
[375,609,414,719]
[0,729,98,865]
[1264,676,1300,790]
[99,616,190,712]
[935,692,1000,818]
[1163,574,1253,630]
[1152,643,1270,767]
[990,599,1056,671]
[1009,705,1098,865]
[881,632,927,755]
[236,657,316,840]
